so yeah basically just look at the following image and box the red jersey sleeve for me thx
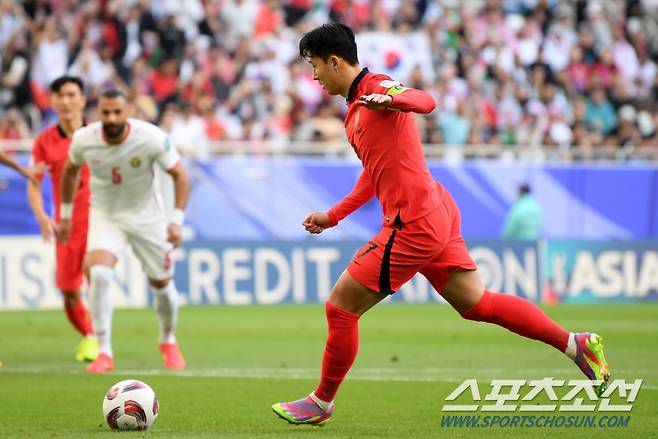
[31,135,46,181]
[388,88,436,114]
[366,77,436,114]
[327,171,375,226]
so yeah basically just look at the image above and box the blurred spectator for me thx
[502,183,542,240]
[438,97,471,146]
[221,0,260,50]
[0,0,654,161]
[148,58,179,107]
[0,108,31,140]
[617,105,642,148]
[1,33,31,111]
[169,102,210,160]
[31,17,69,89]
[585,86,618,136]
[0,0,25,50]
[157,14,186,60]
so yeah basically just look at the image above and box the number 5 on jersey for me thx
[112,167,122,184]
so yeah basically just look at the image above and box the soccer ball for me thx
[102,380,159,431]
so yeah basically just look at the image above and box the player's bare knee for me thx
[86,250,118,269]
[149,278,170,289]
[328,271,385,315]
[442,270,485,314]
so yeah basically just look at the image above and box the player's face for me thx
[308,55,339,95]
[98,96,128,139]
[51,83,85,122]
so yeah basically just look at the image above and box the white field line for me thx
[1,366,656,390]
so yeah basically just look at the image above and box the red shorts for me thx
[347,191,476,294]
[55,230,87,292]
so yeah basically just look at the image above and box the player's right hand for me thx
[37,215,56,243]
[302,212,331,234]
[167,223,183,248]
[57,219,72,243]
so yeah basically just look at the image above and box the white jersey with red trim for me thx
[69,118,179,216]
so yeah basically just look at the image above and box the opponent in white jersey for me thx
[69,118,177,216]
[58,89,190,373]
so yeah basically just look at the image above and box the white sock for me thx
[310,392,333,411]
[565,332,577,360]
[152,281,179,344]
[89,265,114,356]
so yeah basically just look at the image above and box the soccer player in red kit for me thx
[27,76,97,362]
[272,23,610,426]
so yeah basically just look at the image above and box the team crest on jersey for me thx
[130,156,142,168]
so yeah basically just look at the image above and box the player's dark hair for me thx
[519,184,531,195]
[100,89,126,100]
[49,76,84,94]
[299,23,359,65]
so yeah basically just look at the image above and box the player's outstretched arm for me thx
[357,87,436,114]
[303,171,375,234]
[57,157,81,243]
[0,150,42,185]
[326,170,375,226]
[166,162,190,247]
[0,150,23,173]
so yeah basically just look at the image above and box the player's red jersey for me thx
[32,124,91,292]
[32,124,90,224]
[326,69,476,294]
[328,68,441,228]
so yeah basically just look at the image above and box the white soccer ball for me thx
[102,380,159,431]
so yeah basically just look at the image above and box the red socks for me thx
[313,291,569,404]
[461,290,569,352]
[314,301,360,402]
[64,299,93,337]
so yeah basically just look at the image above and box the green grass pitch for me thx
[1,303,656,438]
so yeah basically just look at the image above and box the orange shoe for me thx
[159,343,186,370]
[86,353,114,374]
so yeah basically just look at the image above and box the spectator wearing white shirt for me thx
[31,17,69,89]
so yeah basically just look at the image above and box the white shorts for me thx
[87,208,174,281]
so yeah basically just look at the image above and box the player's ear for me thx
[330,55,340,71]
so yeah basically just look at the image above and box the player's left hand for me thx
[167,223,183,248]
[356,94,393,110]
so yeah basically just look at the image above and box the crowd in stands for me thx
[0,0,657,159]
